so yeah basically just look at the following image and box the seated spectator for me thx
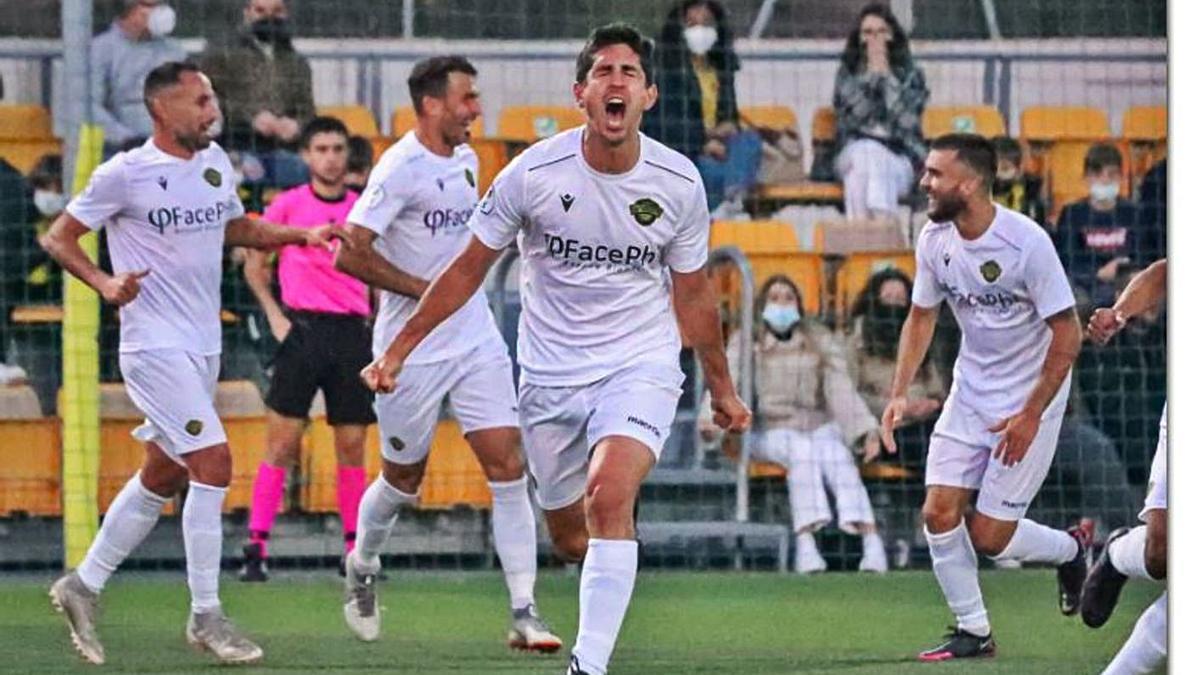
[643,0,762,214]
[700,275,888,574]
[92,0,185,156]
[990,136,1045,225]
[833,3,928,222]
[1136,157,1166,259]
[1054,143,1146,308]
[200,0,314,189]
[846,268,945,467]
[26,154,65,303]
[344,135,374,193]
[0,157,36,369]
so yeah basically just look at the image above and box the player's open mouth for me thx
[604,97,627,129]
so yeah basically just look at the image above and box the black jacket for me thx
[642,45,740,160]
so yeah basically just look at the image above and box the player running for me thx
[358,26,751,675]
[881,133,1092,662]
[237,116,374,583]
[333,56,561,652]
[1082,258,1167,675]
[43,61,340,666]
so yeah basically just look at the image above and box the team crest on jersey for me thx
[202,168,221,188]
[185,419,204,436]
[629,198,663,226]
[980,260,1002,283]
[464,168,475,188]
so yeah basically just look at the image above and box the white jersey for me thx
[912,205,1076,416]
[66,139,244,355]
[468,126,710,386]
[347,132,495,364]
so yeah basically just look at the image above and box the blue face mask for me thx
[762,303,801,334]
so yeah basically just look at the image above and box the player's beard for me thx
[176,129,212,152]
[927,191,966,222]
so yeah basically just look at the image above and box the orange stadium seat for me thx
[497,105,584,142]
[392,105,484,138]
[317,105,380,137]
[834,250,917,318]
[812,106,837,144]
[749,106,844,207]
[709,220,823,316]
[0,386,59,516]
[1020,106,1110,142]
[922,105,1006,138]
[740,105,799,131]
[1043,140,1132,223]
[0,104,60,174]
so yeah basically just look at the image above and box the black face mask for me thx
[862,304,908,357]
[251,17,291,46]
[346,182,366,193]
[993,178,1015,194]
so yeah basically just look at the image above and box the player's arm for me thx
[361,236,501,393]
[880,303,939,452]
[42,212,146,306]
[333,224,429,300]
[242,248,292,341]
[225,216,343,250]
[1088,258,1166,344]
[671,268,751,433]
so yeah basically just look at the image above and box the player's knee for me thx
[584,480,635,538]
[550,529,587,563]
[381,460,425,495]
[264,441,299,468]
[141,463,188,497]
[480,452,525,482]
[1145,536,1167,580]
[966,518,1012,557]
[183,444,233,488]
[921,502,961,534]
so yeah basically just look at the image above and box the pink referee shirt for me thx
[263,184,370,317]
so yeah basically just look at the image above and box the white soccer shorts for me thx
[1140,407,1167,521]
[119,350,227,463]
[517,361,684,511]
[925,393,1065,521]
[374,336,518,465]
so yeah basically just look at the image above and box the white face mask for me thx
[683,25,718,56]
[147,5,177,39]
[33,189,67,217]
[1089,181,1120,203]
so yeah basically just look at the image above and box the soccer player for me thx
[358,26,751,675]
[332,56,561,652]
[43,61,340,665]
[880,133,1092,661]
[238,116,374,582]
[1082,258,1167,675]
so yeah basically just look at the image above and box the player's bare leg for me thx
[242,411,306,582]
[51,442,185,665]
[467,426,561,653]
[333,423,368,570]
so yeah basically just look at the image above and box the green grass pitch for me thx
[1,569,1161,673]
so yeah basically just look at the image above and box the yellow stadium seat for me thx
[1020,106,1110,142]
[709,220,823,316]
[0,139,62,175]
[834,251,917,318]
[391,106,484,138]
[0,419,61,516]
[470,137,517,195]
[316,105,380,137]
[754,181,844,207]
[740,105,798,131]
[922,105,1006,138]
[497,105,584,142]
[1044,141,1132,223]
[812,106,837,144]
[0,104,54,139]
[1122,106,1167,142]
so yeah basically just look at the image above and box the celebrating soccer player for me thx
[880,134,1092,661]
[358,25,751,675]
[44,61,341,666]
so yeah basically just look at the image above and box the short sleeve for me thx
[65,157,126,231]
[911,228,945,308]
[1024,230,1077,319]
[467,158,525,251]
[262,189,290,224]
[663,179,711,273]
[346,158,409,236]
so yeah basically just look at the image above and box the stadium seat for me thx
[391,105,484,138]
[1122,106,1167,188]
[740,105,798,131]
[922,105,1006,138]
[811,106,837,144]
[470,137,519,195]
[316,105,380,137]
[834,250,917,318]
[497,105,584,142]
[748,106,844,208]
[0,104,60,174]
[0,384,44,419]
[1042,141,1134,223]
[0,417,61,516]
[709,220,823,316]
[1020,106,1110,142]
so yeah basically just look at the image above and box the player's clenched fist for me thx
[304,224,347,250]
[711,392,752,433]
[360,352,402,394]
[1086,307,1126,345]
[99,269,150,306]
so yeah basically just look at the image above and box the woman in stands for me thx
[700,275,888,574]
[833,3,929,222]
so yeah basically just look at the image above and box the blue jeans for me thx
[241,149,309,189]
[697,130,763,211]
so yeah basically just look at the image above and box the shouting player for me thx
[333,56,560,652]
[44,61,340,665]
[881,134,1092,661]
[1083,258,1167,674]
[358,26,751,675]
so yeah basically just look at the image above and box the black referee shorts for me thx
[265,310,376,426]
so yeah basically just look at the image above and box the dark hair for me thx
[756,274,806,320]
[299,116,349,149]
[656,1,738,74]
[991,136,1022,164]
[408,56,477,115]
[28,153,63,190]
[1084,142,1123,174]
[142,60,201,112]
[930,133,997,187]
[850,267,913,319]
[346,135,374,173]
[840,3,913,74]
[575,23,655,85]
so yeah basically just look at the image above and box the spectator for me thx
[1054,143,1146,308]
[700,275,888,574]
[833,3,928,222]
[643,0,762,213]
[200,0,314,189]
[1136,157,1166,260]
[847,268,946,468]
[91,0,186,156]
[0,157,37,369]
[344,135,374,193]
[990,136,1045,225]
[26,154,64,303]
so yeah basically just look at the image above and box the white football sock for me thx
[488,477,538,610]
[992,519,1078,564]
[353,476,417,572]
[183,481,227,614]
[1109,526,1154,581]
[572,539,639,675]
[926,522,990,636]
[1101,593,1167,675]
[76,472,168,593]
